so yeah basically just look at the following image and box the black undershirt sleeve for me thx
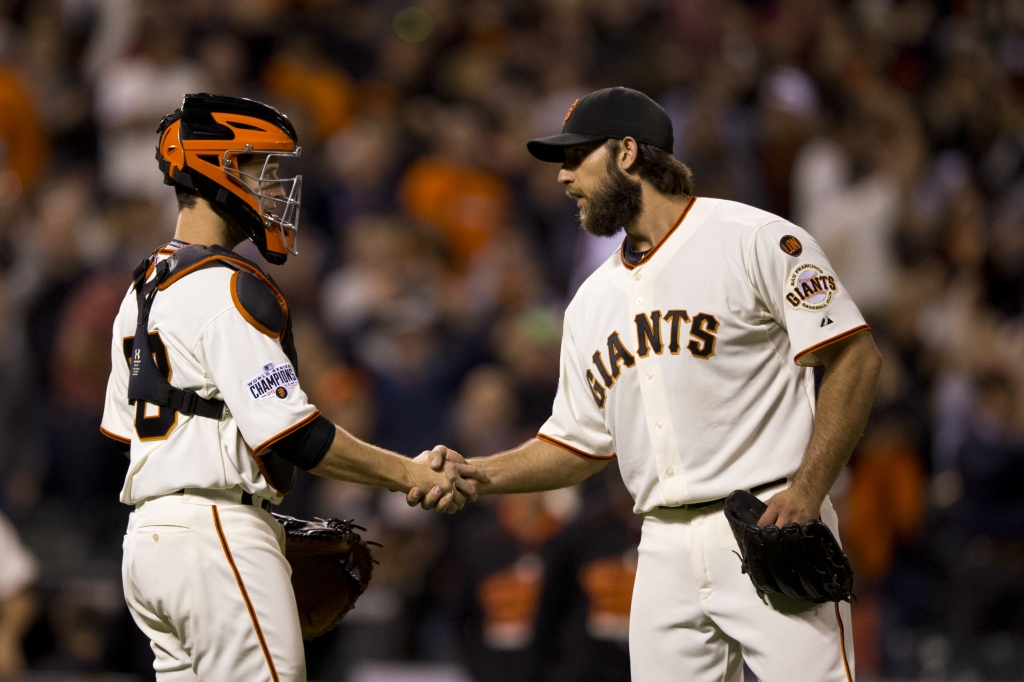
[271,415,336,471]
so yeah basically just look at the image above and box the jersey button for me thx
[666,468,675,478]
[634,273,642,281]
[646,372,653,380]
[655,421,663,430]
[636,297,643,305]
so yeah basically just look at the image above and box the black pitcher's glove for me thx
[273,513,378,639]
[724,490,854,603]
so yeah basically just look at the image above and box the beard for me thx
[568,154,644,237]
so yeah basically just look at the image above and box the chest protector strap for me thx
[127,244,299,494]
[128,258,226,419]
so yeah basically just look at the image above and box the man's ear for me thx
[618,137,640,174]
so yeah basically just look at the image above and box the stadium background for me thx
[0,0,1023,680]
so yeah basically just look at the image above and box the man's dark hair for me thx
[175,185,199,211]
[605,139,694,196]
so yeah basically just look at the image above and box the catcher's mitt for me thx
[724,489,853,603]
[272,513,377,639]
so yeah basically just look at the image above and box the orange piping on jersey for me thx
[252,410,322,455]
[537,433,616,461]
[835,602,853,682]
[229,271,281,339]
[99,426,131,443]
[212,506,280,682]
[793,325,871,366]
[620,195,696,271]
[157,255,289,341]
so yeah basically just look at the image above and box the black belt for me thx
[659,477,788,511]
[172,489,273,512]
[241,491,274,512]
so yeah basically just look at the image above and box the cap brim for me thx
[526,133,606,162]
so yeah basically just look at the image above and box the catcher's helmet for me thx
[156,94,302,264]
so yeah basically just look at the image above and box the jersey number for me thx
[122,334,177,440]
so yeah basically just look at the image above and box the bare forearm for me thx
[474,438,609,495]
[792,334,881,503]
[310,426,420,492]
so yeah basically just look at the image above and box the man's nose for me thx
[557,167,574,184]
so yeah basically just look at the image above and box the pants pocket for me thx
[137,522,192,543]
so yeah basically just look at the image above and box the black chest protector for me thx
[128,244,299,494]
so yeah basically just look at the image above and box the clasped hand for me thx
[408,445,486,514]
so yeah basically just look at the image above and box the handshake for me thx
[406,445,488,514]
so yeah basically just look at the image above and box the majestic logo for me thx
[246,362,298,401]
[779,235,803,256]
[564,99,580,125]
[786,263,837,311]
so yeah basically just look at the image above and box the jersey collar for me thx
[619,195,696,271]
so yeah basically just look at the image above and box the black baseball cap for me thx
[527,87,674,163]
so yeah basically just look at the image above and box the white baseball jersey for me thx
[539,197,868,513]
[101,243,319,505]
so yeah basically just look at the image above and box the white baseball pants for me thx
[122,489,305,681]
[630,487,855,682]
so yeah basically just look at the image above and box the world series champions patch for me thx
[247,362,298,401]
[785,263,837,311]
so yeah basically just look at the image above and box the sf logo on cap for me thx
[564,99,579,124]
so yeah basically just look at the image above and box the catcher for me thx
[100,94,487,681]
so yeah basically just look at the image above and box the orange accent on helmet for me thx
[157,119,186,180]
[156,94,302,265]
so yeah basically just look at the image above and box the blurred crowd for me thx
[0,0,1023,679]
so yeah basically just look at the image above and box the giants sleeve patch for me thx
[785,263,837,311]
[247,362,298,401]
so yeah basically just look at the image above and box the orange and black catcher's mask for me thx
[156,94,302,265]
